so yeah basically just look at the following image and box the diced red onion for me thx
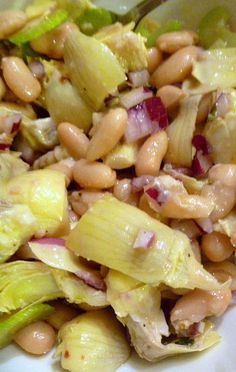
[125,97,168,143]
[231,291,236,305]
[192,151,212,178]
[75,271,106,291]
[31,238,65,246]
[128,69,150,88]
[216,92,231,118]
[163,163,193,178]
[192,135,211,155]
[29,61,45,79]
[145,185,168,205]
[131,175,155,192]
[3,113,22,134]
[120,87,153,110]
[195,217,213,234]
[133,229,156,249]
[0,144,10,151]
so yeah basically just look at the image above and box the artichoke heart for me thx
[67,195,222,291]
[64,29,126,111]
[56,309,130,372]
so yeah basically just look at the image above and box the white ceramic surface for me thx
[1,0,236,371]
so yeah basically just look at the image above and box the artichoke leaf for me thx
[0,261,62,313]
[64,29,126,110]
[67,195,222,291]
[106,270,219,362]
[56,309,130,372]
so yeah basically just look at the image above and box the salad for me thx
[0,0,236,371]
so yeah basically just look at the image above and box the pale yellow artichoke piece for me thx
[66,195,222,291]
[56,309,130,372]
[64,29,126,110]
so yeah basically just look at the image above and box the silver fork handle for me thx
[118,0,167,25]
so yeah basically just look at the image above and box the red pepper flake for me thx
[64,350,70,359]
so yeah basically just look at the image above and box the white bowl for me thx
[1,0,236,371]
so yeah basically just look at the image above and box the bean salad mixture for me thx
[0,0,236,371]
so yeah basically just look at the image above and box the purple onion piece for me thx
[131,175,155,192]
[192,151,212,178]
[75,271,106,291]
[125,96,168,143]
[145,186,168,205]
[133,229,156,249]
[192,135,211,155]
[31,238,65,246]
[29,61,45,79]
[0,144,10,151]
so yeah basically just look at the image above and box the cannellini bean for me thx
[30,22,77,59]
[0,77,6,101]
[135,131,168,176]
[57,122,89,160]
[47,161,73,187]
[196,93,215,125]
[171,288,232,334]
[209,164,236,188]
[70,189,108,216]
[201,232,234,262]
[157,85,185,110]
[73,159,116,189]
[47,302,78,330]
[205,261,236,290]
[2,57,41,102]
[86,108,127,161]
[201,181,236,222]
[113,179,139,206]
[113,178,132,202]
[147,47,163,73]
[151,46,199,88]
[156,30,198,54]
[0,10,27,39]
[170,219,201,239]
[13,321,56,355]
[191,239,201,262]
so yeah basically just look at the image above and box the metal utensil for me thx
[114,0,167,26]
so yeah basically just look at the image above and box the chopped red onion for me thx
[195,217,213,234]
[192,151,212,178]
[131,175,155,192]
[120,87,153,110]
[133,229,156,249]
[128,70,150,88]
[145,185,168,205]
[75,271,106,291]
[29,61,45,79]
[31,238,65,246]
[3,113,22,134]
[192,135,211,155]
[125,97,168,143]
[231,291,236,305]
[0,144,10,151]
[216,92,231,118]
[163,163,193,178]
